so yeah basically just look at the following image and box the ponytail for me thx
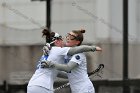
[42,28,51,43]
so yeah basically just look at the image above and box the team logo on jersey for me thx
[75,55,80,60]
[36,55,49,69]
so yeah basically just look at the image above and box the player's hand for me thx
[41,61,54,68]
[42,43,51,55]
[96,46,102,51]
[41,61,49,68]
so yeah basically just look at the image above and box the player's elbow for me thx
[64,65,72,73]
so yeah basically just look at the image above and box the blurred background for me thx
[0,0,140,93]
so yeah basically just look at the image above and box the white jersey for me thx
[65,53,95,93]
[28,47,70,91]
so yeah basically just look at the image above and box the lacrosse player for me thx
[42,29,102,93]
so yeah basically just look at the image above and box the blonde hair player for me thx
[43,29,102,93]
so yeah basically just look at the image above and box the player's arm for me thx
[42,61,77,73]
[67,45,102,55]
[57,71,68,79]
[42,44,102,56]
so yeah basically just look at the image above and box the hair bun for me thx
[80,29,85,33]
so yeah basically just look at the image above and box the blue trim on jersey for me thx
[36,55,48,69]
[64,57,71,64]
[40,55,48,61]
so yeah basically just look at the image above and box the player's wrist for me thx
[91,46,96,52]
[40,61,55,68]
[48,61,55,68]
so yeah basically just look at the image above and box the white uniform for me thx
[27,47,70,93]
[65,53,95,93]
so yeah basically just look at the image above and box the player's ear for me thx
[76,41,80,45]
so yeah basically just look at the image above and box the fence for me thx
[0,79,140,93]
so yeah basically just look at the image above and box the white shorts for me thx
[27,86,54,93]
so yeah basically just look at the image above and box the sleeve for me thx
[70,53,85,65]
[52,61,77,73]
[67,45,96,55]
[57,71,68,78]
[51,53,85,72]
[52,45,97,56]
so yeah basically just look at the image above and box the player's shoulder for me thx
[73,53,85,56]
[50,47,70,55]
[72,53,86,59]
[52,46,70,49]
